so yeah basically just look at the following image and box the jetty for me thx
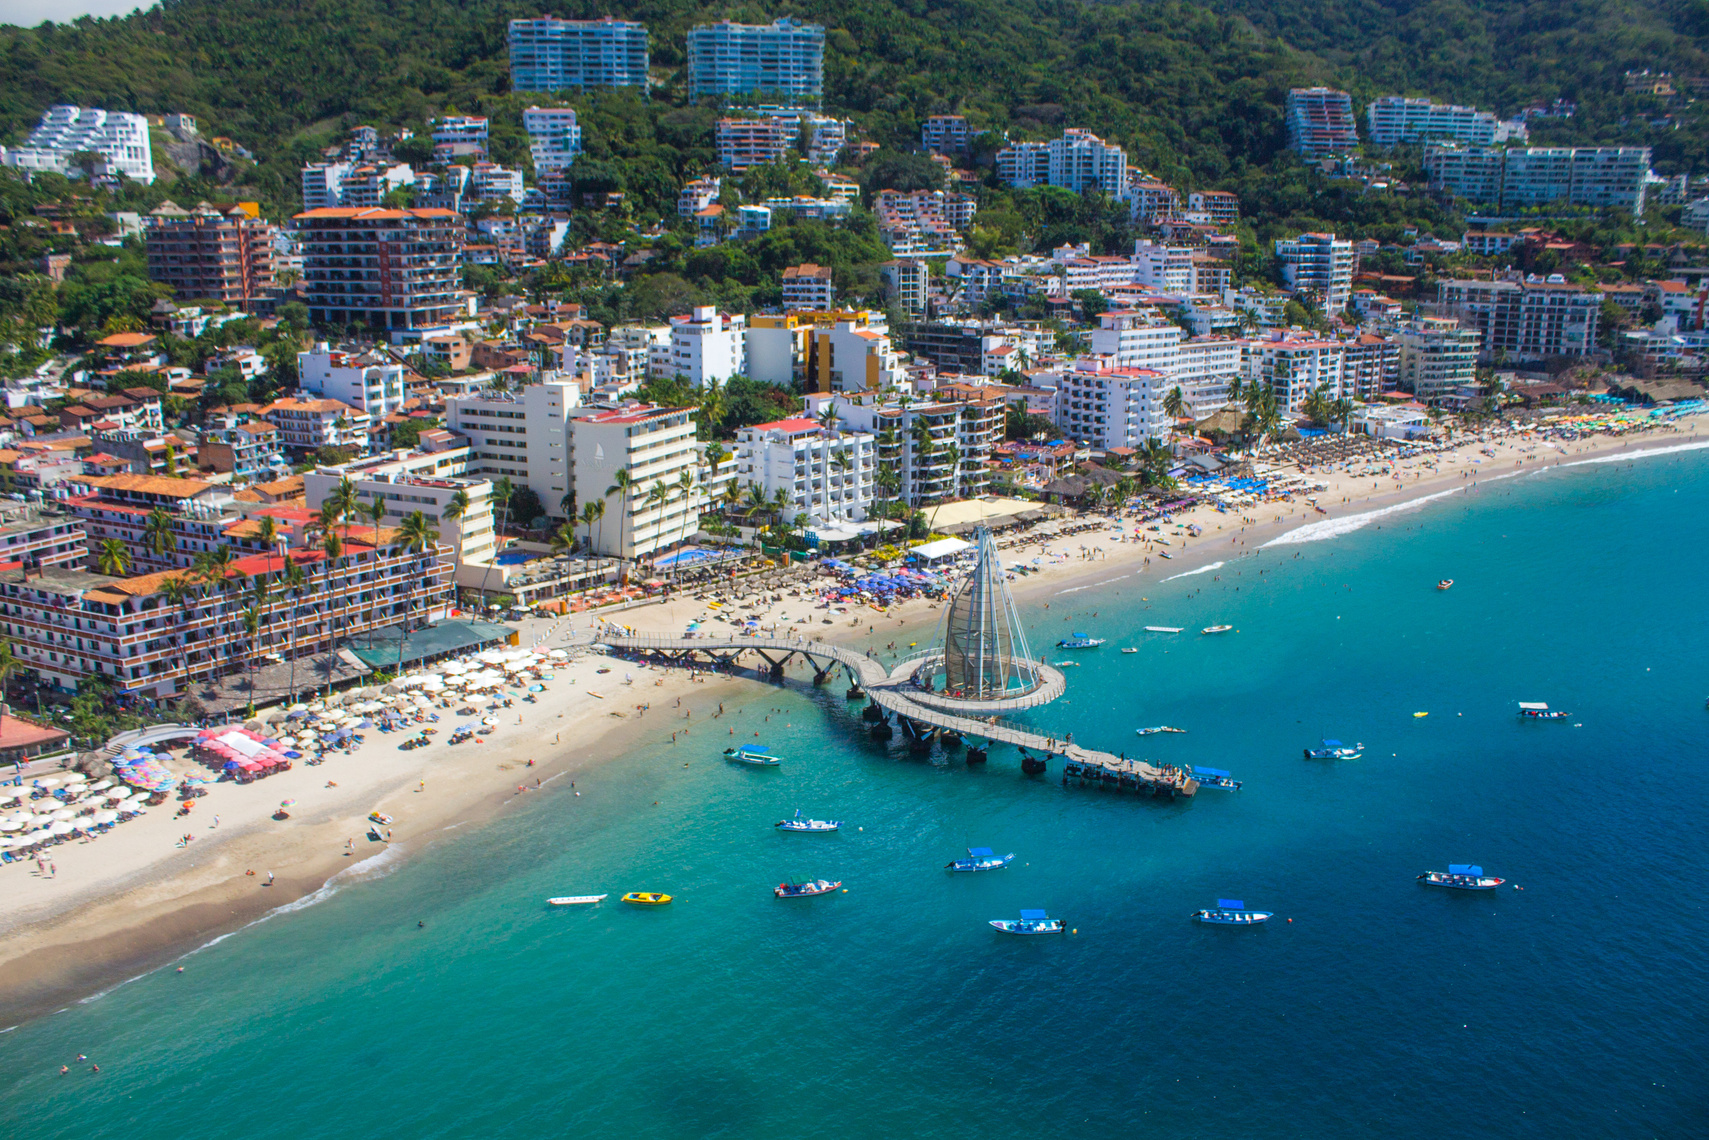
[594,633,1195,799]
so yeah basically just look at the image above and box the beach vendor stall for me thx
[193,728,295,784]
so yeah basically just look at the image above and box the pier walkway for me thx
[596,626,1195,798]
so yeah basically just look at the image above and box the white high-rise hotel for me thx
[1365,96,1527,147]
[996,130,1130,198]
[508,16,650,91]
[522,107,583,172]
[1,105,156,183]
[687,18,825,103]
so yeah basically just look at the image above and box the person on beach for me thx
[266,871,274,885]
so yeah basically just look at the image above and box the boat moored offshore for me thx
[621,892,673,906]
[946,847,1015,872]
[774,878,842,898]
[1136,725,1187,736]
[989,909,1063,934]
[1418,865,1504,890]
[776,809,841,832]
[1194,899,1272,924]
[1189,766,1242,790]
[1201,624,1233,635]
[725,745,781,765]
[547,894,608,905]
[1304,739,1363,760]
[1518,702,1570,720]
[1056,632,1106,649]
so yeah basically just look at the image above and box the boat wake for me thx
[1163,560,1224,581]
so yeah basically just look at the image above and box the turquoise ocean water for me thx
[3,446,1707,1138]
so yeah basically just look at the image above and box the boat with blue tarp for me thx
[776,809,841,832]
[1303,738,1363,760]
[946,847,1015,872]
[1056,632,1106,649]
[989,909,1063,934]
[1189,766,1242,790]
[1418,864,1504,890]
[1194,899,1272,924]
[725,745,780,765]
[775,878,841,898]
[1518,702,1570,720]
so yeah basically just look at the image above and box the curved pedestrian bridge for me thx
[596,627,1196,798]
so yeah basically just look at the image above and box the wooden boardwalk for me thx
[596,627,1196,798]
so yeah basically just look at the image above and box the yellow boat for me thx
[622,891,673,906]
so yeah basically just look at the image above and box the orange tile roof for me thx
[96,332,157,349]
[80,473,214,498]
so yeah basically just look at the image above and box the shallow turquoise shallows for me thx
[4,446,1708,1138]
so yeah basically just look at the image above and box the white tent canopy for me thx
[909,537,975,564]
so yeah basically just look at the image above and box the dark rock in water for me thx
[965,746,988,765]
[1021,754,1048,775]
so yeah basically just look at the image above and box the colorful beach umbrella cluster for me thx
[114,750,180,793]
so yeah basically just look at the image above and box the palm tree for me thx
[0,639,17,740]
[256,515,280,579]
[697,376,727,440]
[579,500,603,554]
[816,403,839,527]
[1227,375,1244,407]
[240,603,262,716]
[604,468,635,567]
[363,497,388,646]
[393,510,439,671]
[97,539,132,577]
[550,521,578,556]
[909,416,938,504]
[644,480,670,565]
[142,507,176,568]
[476,475,514,600]
[159,574,196,699]
[673,467,697,564]
[321,528,345,668]
[832,450,854,523]
[281,556,307,701]
[331,476,359,527]
[558,490,576,523]
[1163,385,1186,424]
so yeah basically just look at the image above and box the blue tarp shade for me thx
[1193,767,1230,779]
[1072,631,1089,637]
[1019,909,1048,921]
[1217,899,1244,909]
[1322,739,1344,747]
[968,847,994,857]
[744,746,769,754]
[1448,864,1483,876]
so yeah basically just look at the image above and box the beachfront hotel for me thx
[569,403,702,561]
[0,526,451,699]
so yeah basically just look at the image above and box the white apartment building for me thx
[1132,242,1198,294]
[1090,309,1184,376]
[1398,318,1481,402]
[445,379,580,515]
[301,163,348,211]
[1424,145,1653,214]
[655,307,747,389]
[1366,96,1526,147]
[678,177,722,217]
[687,18,825,102]
[570,404,701,560]
[508,17,649,91]
[1286,88,1359,157]
[470,162,525,204]
[1187,190,1240,224]
[297,344,408,419]
[523,107,583,172]
[996,130,1129,197]
[782,264,835,310]
[261,397,372,455]
[304,449,497,579]
[922,115,972,154]
[1436,276,1599,360]
[1242,333,1347,413]
[431,116,489,157]
[803,115,846,166]
[734,415,874,525]
[1171,337,1243,416]
[831,393,1001,504]
[715,117,797,171]
[1,105,155,183]
[1042,357,1172,448]
[1275,233,1355,315]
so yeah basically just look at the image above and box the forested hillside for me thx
[2,0,1706,209]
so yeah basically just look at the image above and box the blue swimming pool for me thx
[494,550,537,566]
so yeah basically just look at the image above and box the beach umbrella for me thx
[0,819,21,831]
[92,810,119,824]
[87,779,112,792]
[33,777,60,789]
[51,808,77,821]
[49,820,74,835]
[63,772,87,783]
[279,799,297,808]
[0,793,18,806]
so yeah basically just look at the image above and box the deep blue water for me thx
[3,445,1707,1138]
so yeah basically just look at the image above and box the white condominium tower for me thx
[1,104,156,183]
[509,16,649,91]
[687,18,825,102]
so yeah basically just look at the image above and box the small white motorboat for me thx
[1201,625,1234,635]
[1144,626,1183,633]
[547,894,608,905]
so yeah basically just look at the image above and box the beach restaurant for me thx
[193,727,293,782]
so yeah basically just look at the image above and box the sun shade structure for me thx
[934,527,1044,700]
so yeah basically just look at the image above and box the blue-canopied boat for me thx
[776,809,841,832]
[1056,632,1106,649]
[946,847,1015,872]
[1194,899,1272,924]
[1418,864,1504,890]
[989,909,1063,934]
[774,878,841,898]
[1190,766,1242,790]
[1136,725,1187,735]
[1303,738,1363,760]
[725,745,780,765]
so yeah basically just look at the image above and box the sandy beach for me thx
[2,410,1703,1025]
